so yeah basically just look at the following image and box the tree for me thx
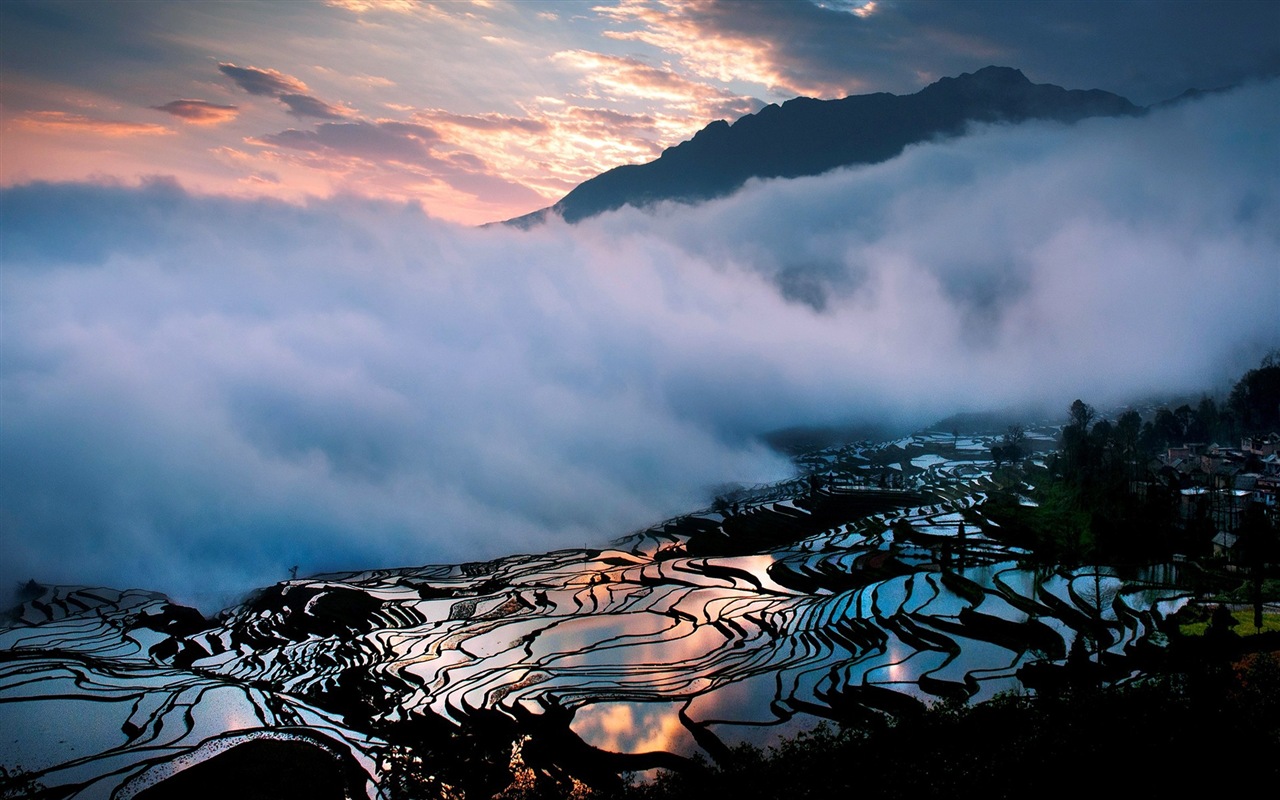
[1059,401,1096,486]
[1114,411,1142,481]
[1236,503,1278,632]
[1151,407,1184,449]
[1228,353,1280,435]
[1196,397,1221,443]
[1068,400,1096,432]
[991,424,1026,469]
[1174,404,1199,442]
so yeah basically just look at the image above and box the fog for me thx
[2,80,1276,609]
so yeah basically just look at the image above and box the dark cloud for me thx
[255,120,435,163]
[150,99,240,123]
[0,2,205,89]
[1,82,1276,609]
[620,0,1280,105]
[278,93,348,120]
[218,62,351,120]
[887,0,1280,103]
[708,94,768,120]
[218,62,310,97]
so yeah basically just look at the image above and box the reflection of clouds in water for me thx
[7,517,1195,796]
[570,701,695,755]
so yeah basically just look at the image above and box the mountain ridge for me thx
[504,66,1141,227]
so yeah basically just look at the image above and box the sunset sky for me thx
[3,0,1278,224]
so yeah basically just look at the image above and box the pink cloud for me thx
[412,109,550,135]
[15,111,172,137]
[150,99,240,124]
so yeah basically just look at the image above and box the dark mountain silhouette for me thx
[505,66,1140,226]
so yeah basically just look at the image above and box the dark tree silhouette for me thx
[1229,353,1280,435]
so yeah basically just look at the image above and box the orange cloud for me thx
[415,110,550,135]
[553,50,739,107]
[544,48,762,167]
[595,0,785,89]
[814,0,879,16]
[151,100,240,124]
[238,114,548,224]
[201,41,765,222]
[15,111,172,137]
[412,102,670,202]
[324,0,422,12]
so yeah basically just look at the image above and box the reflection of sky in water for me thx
[959,562,1001,587]
[3,500,1202,791]
[902,574,941,614]
[707,712,829,750]
[1035,573,1077,606]
[571,701,698,755]
[456,618,556,659]
[0,695,127,773]
[0,658,288,796]
[924,638,1019,685]
[969,591,1028,621]
[685,671,788,725]
[1070,573,1123,621]
[537,616,707,670]
[992,565,1040,599]
[870,576,911,616]
[864,648,952,686]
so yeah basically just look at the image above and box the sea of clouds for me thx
[2,80,1277,610]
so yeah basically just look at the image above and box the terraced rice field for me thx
[0,430,1191,798]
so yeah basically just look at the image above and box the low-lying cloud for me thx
[2,81,1277,609]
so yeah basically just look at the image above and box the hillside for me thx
[506,66,1139,226]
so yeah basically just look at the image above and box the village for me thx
[1158,433,1280,558]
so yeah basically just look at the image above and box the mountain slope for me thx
[506,66,1139,226]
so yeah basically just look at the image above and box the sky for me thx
[2,2,1279,609]
[2,0,1278,225]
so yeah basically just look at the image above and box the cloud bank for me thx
[2,81,1277,609]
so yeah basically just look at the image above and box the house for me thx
[1180,486,1252,534]
[1255,475,1280,508]
[1242,433,1280,458]
[1212,530,1239,559]
[1166,443,1206,462]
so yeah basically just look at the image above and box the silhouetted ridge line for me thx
[503,66,1139,227]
